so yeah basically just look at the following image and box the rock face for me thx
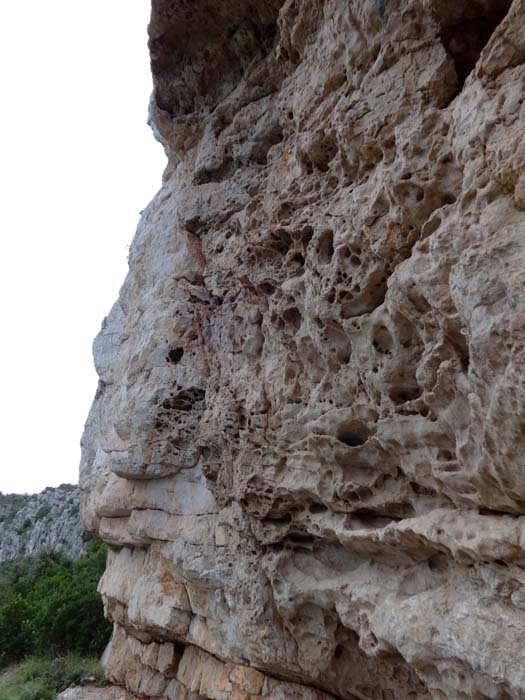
[80,1,525,698]
[0,486,85,562]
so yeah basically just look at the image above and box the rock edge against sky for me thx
[80,1,525,698]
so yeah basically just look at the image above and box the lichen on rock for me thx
[80,1,525,698]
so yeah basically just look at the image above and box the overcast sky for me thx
[0,2,165,494]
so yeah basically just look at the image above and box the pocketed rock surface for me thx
[80,1,525,698]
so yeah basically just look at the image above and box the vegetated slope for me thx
[0,655,105,700]
[0,485,85,562]
[0,538,112,670]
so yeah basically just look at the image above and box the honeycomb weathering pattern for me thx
[80,0,525,698]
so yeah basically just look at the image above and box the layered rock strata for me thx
[80,0,525,698]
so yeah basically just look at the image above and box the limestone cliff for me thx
[80,1,525,698]
[0,486,85,562]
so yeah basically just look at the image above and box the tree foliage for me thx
[0,539,111,668]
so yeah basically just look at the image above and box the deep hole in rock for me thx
[309,136,338,172]
[173,641,186,656]
[338,432,367,447]
[334,644,345,659]
[479,507,516,516]
[291,252,305,267]
[269,229,293,256]
[318,229,334,264]
[336,421,373,447]
[437,448,455,461]
[438,462,462,473]
[258,282,276,296]
[350,512,401,528]
[428,554,449,572]
[440,5,512,92]
[372,324,394,354]
[261,514,292,526]
[309,502,329,514]
[410,482,438,497]
[287,533,316,546]
[389,386,423,405]
[162,387,205,412]
[446,330,470,372]
[355,502,416,520]
[166,347,184,364]
[282,307,302,331]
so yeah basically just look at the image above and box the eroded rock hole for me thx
[261,514,292,526]
[287,533,316,546]
[309,136,338,172]
[318,229,334,264]
[334,644,345,659]
[389,386,422,405]
[162,387,205,412]
[418,404,430,417]
[422,216,441,238]
[447,329,470,371]
[309,502,328,514]
[441,5,512,91]
[351,511,407,528]
[258,282,276,296]
[410,482,437,497]
[282,307,302,331]
[291,252,305,267]
[372,324,394,354]
[428,553,449,572]
[336,421,373,447]
[269,229,293,256]
[166,347,184,364]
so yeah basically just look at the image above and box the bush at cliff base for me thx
[0,538,112,668]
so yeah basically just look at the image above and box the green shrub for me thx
[0,539,111,668]
[0,595,32,666]
[35,505,51,520]
[20,519,32,532]
[0,493,31,528]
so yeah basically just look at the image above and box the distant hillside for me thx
[0,485,85,562]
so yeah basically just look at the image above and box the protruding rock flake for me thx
[80,1,525,698]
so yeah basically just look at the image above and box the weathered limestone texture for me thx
[80,0,525,698]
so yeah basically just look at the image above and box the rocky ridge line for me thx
[0,485,85,562]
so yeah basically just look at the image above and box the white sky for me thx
[0,2,166,494]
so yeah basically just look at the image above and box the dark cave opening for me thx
[441,5,511,91]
